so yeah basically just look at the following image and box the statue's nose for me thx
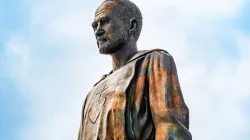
[95,26,105,37]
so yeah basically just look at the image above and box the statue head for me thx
[92,0,143,54]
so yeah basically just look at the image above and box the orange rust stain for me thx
[95,1,117,21]
[104,29,114,39]
[106,31,113,39]
[171,73,182,113]
[149,55,169,117]
[155,123,171,139]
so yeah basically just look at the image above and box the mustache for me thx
[97,36,109,42]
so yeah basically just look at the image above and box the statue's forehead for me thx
[95,1,117,21]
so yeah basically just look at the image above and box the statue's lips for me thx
[97,38,107,48]
[97,38,107,42]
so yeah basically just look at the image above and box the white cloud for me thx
[5,0,250,140]
[4,36,31,79]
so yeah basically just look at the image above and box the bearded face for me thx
[97,30,128,54]
[92,1,129,54]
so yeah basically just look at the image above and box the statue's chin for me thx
[98,45,120,55]
[98,42,123,55]
[98,34,127,54]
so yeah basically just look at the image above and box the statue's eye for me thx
[100,17,109,25]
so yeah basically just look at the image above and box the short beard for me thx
[99,32,128,54]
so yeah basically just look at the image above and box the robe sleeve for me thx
[78,94,89,140]
[147,51,192,140]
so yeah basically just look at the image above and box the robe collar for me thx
[93,48,167,87]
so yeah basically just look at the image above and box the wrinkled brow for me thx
[95,2,116,17]
[94,16,110,23]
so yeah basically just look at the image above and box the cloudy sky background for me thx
[1,0,250,139]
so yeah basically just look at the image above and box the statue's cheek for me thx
[105,25,114,39]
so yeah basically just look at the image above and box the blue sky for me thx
[0,0,27,139]
[1,0,250,140]
[238,1,250,33]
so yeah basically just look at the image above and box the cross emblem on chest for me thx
[94,83,109,103]
[88,83,109,123]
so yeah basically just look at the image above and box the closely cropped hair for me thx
[103,0,143,41]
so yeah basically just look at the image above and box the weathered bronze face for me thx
[92,1,129,54]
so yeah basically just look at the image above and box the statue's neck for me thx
[111,42,138,71]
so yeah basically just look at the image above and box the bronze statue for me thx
[78,0,192,139]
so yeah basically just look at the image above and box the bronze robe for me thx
[78,49,192,140]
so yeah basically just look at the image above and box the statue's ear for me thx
[129,18,138,35]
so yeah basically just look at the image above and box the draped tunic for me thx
[78,49,192,140]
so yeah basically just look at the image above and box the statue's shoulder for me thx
[93,70,113,87]
[148,48,169,54]
[126,48,170,64]
[93,49,170,87]
[145,48,171,57]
